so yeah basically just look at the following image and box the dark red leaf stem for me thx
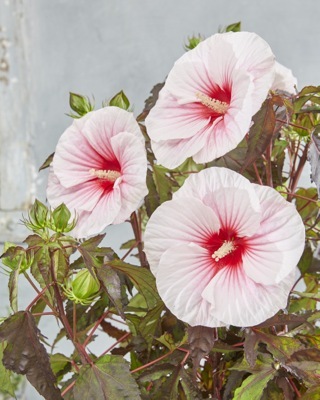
[49,249,91,365]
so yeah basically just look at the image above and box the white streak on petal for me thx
[242,184,305,285]
[144,197,220,276]
[202,266,296,327]
[110,132,148,224]
[156,243,225,327]
[47,168,103,212]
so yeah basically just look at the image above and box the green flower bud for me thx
[50,203,76,233]
[108,90,130,110]
[69,92,94,118]
[28,199,49,229]
[184,35,204,51]
[63,269,100,305]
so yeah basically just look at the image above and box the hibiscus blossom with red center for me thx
[144,167,305,327]
[145,32,277,169]
[47,107,148,238]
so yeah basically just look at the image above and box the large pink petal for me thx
[222,32,275,113]
[144,197,220,276]
[202,266,296,327]
[272,61,297,93]
[84,107,142,159]
[175,167,260,210]
[242,184,305,285]
[202,188,261,237]
[146,88,210,142]
[193,69,254,163]
[156,243,225,327]
[47,169,103,212]
[53,120,107,188]
[71,186,122,238]
[151,126,211,169]
[110,132,148,224]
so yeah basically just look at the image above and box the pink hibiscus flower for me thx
[145,32,276,169]
[273,61,297,93]
[47,107,148,238]
[144,167,305,327]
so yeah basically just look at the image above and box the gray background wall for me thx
[0,0,320,398]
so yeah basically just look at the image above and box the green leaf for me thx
[298,242,313,274]
[8,268,19,312]
[0,311,62,399]
[39,152,54,171]
[96,264,125,318]
[138,301,164,347]
[233,369,276,400]
[296,188,318,221]
[225,21,241,32]
[108,259,159,308]
[120,239,136,250]
[145,168,160,217]
[137,362,175,383]
[30,244,54,303]
[108,90,130,110]
[50,353,71,381]
[260,379,285,400]
[301,385,320,399]
[254,331,304,363]
[0,343,16,397]
[72,355,141,400]
[152,165,172,204]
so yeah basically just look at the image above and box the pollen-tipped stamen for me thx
[212,240,236,262]
[89,168,121,182]
[196,92,229,114]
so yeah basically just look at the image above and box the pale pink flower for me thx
[146,32,276,169]
[273,61,297,93]
[144,167,305,327]
[47,107,148,238]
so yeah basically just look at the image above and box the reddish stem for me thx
[83,310,110,348]
[276,119,309,132]
[24,272,55,311]
[61,381,76,397]
[99,332,131,357]
[32,311,56,317]
[49,249,91,365]
[131,351,173,374]
[253,162,263,185]
[265,142,273,187]
[121,240,139,261]
[130,212,147,268]
[286,377,301,398]
[25,283,53,312]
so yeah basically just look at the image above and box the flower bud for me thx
[69,92,94,117]
[63,269,100,305]
[108,90,130,110]
[184,35,203,51]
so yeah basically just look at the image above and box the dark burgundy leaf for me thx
[0,311,62,399]
[188,326,217,372]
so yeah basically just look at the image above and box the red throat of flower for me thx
[205,228,247,270]
[89,160,121,192]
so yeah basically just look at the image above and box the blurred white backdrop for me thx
[0,0,320,398]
